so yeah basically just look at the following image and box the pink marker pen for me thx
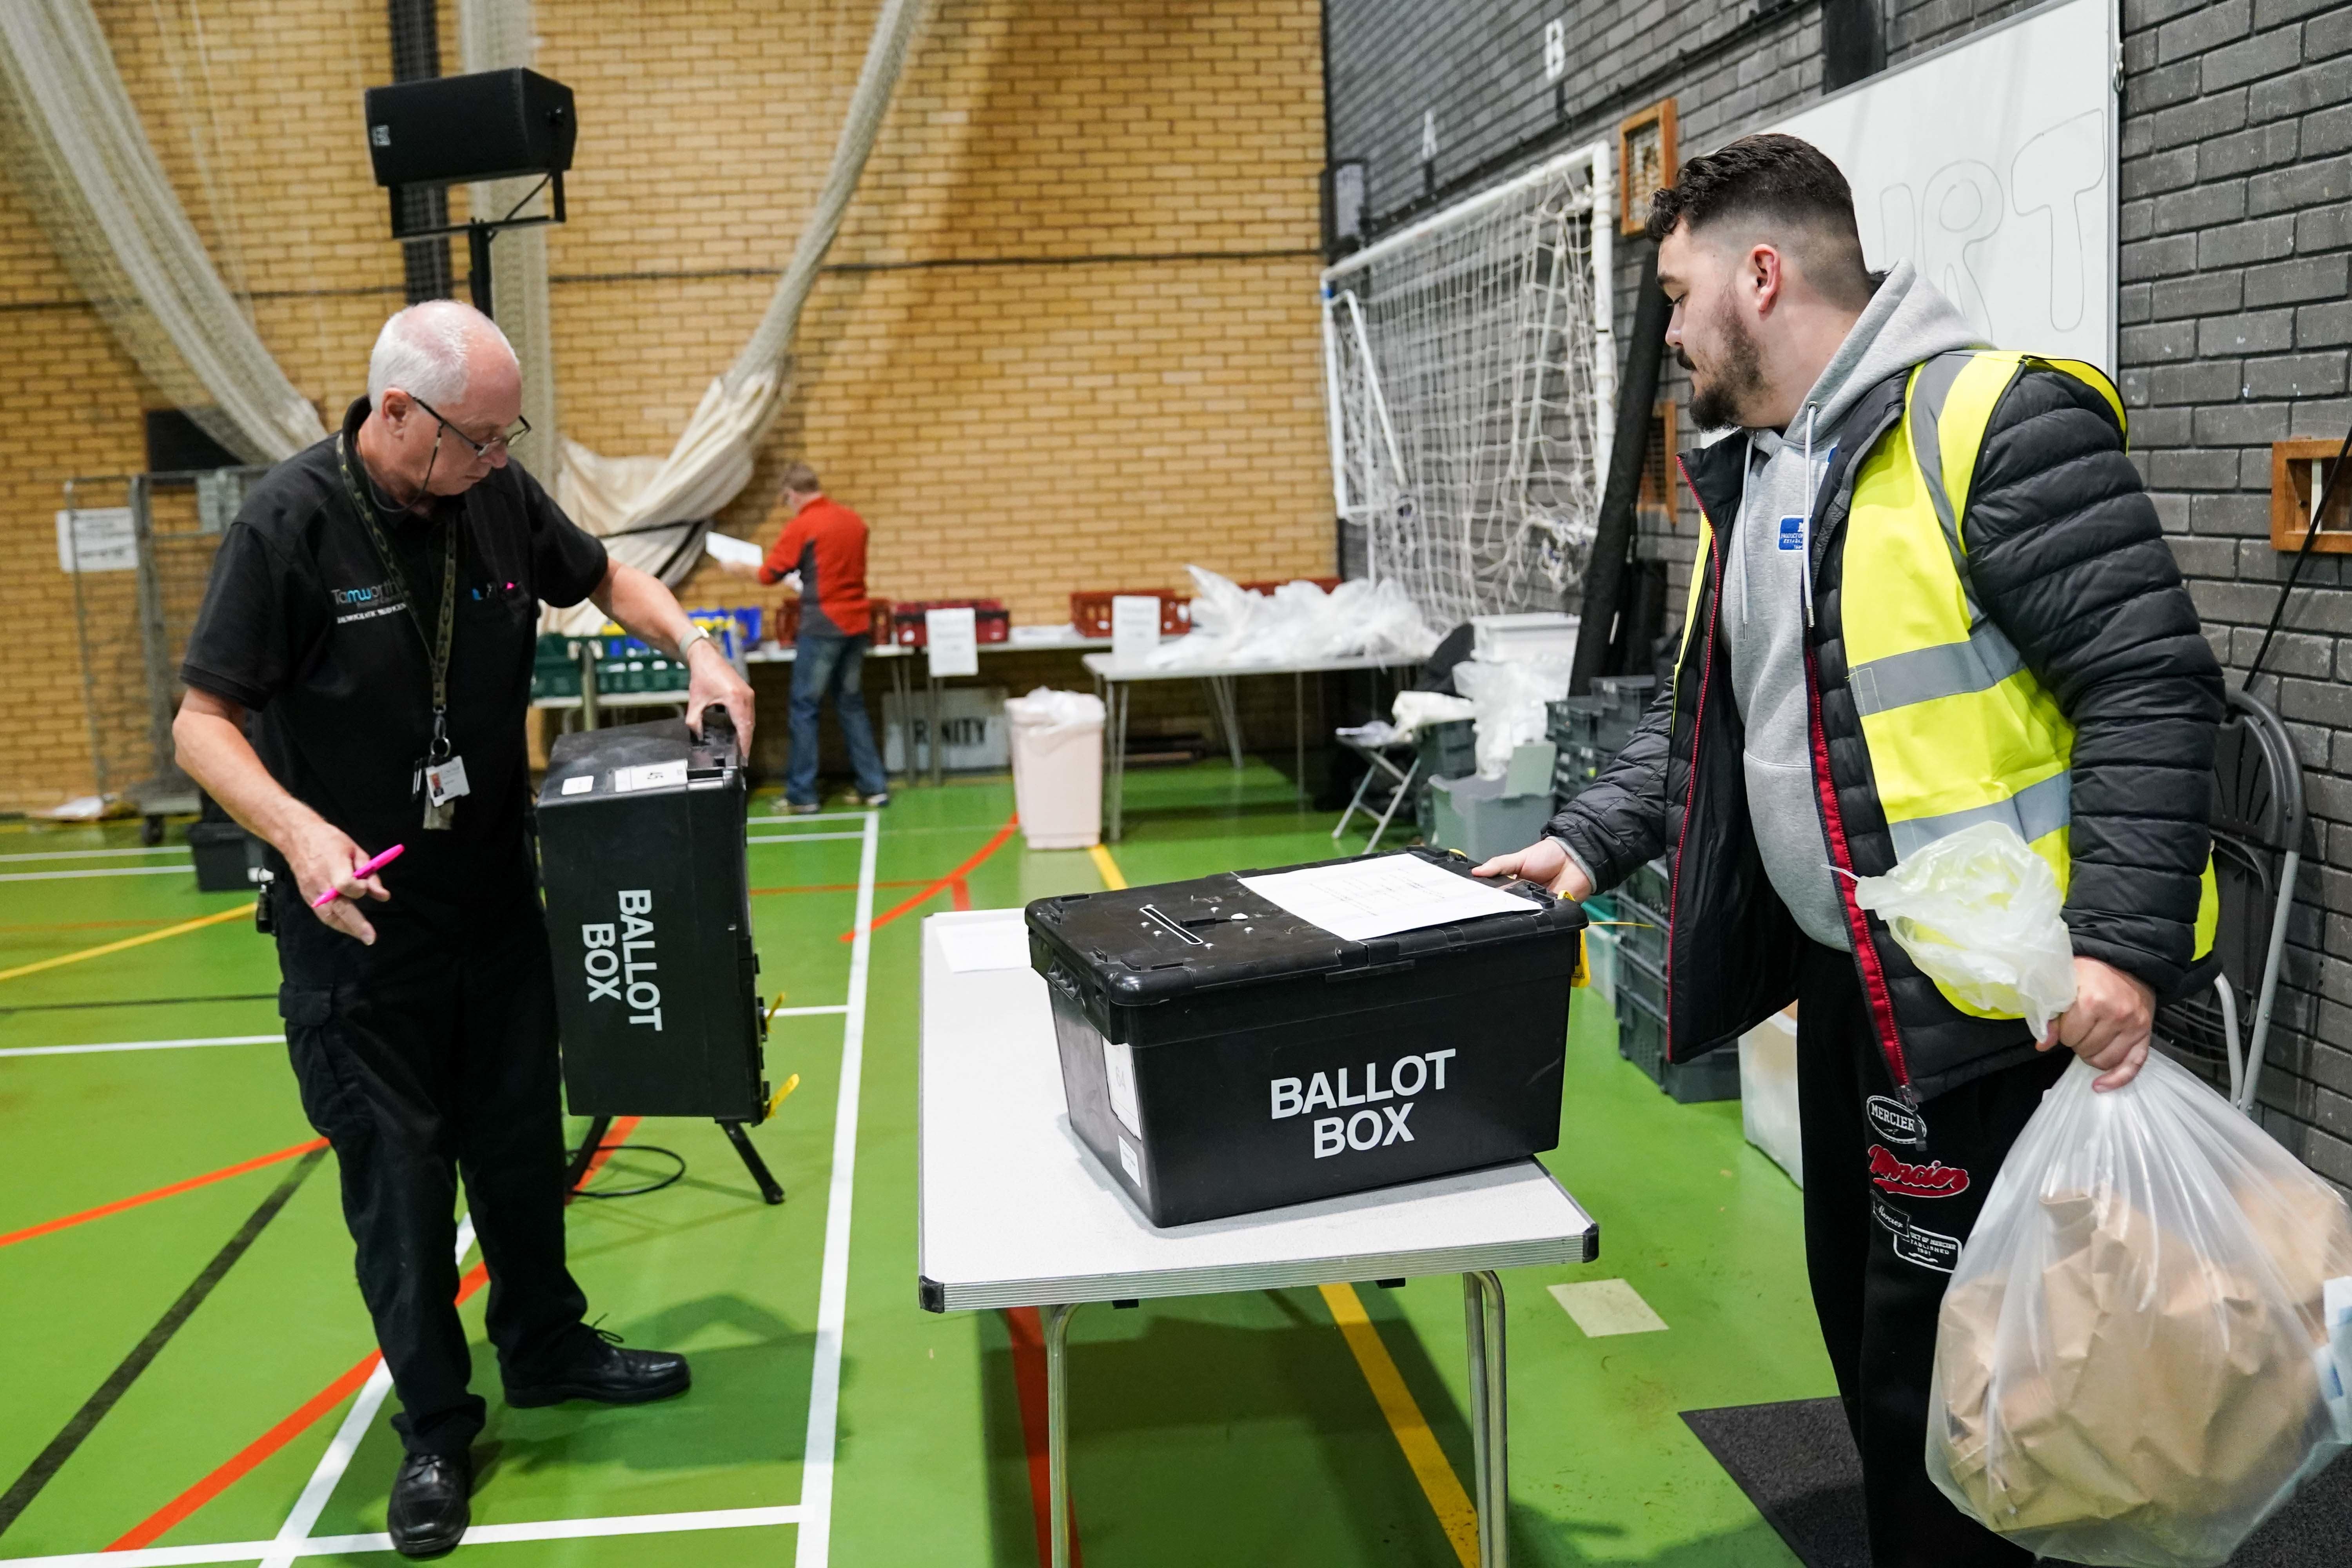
[313,842,406,909]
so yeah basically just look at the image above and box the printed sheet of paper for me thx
[927,606,980,677]
[701,531,764,569]
[1239,854,1540,944]
[938,915,1032,973]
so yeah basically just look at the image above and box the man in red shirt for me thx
[724,463,887,811]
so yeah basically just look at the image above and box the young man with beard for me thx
[1479,134,2221,1565]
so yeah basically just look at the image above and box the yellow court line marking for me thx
[1087,842,1128,890]
[0,902,256,985]
[1320,1282,1481,1568]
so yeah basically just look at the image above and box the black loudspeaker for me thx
[364,68,576,190]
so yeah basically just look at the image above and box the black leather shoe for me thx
[505,1328,690,1408]
[387,1452,470,1558]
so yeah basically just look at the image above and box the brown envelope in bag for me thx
[1937,1181,2352,1549]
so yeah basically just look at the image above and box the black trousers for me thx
[276,878,589,1457]
[1794,940,2066,1568]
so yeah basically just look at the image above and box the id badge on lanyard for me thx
[339,433,468,830]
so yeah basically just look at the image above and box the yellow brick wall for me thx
[0,0,1328,810]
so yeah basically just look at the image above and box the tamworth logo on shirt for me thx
[1269,1049,1457,1159]
[330,581,405,626]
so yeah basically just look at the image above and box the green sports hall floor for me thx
[0,760,1835,1568]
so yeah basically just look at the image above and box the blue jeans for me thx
[787,632,887,804]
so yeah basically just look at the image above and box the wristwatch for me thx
[677,625,715,661]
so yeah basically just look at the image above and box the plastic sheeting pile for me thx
[1928,1051,2352,1567]
[1141,567,1438,671]
[1451,655,1573,778]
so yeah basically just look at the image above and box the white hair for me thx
[367,300,516,409]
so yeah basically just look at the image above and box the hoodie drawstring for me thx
[1799,405,1819,629]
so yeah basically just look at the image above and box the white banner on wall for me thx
[1763,0,2119,372]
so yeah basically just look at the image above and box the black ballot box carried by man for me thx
[174,300,755,1559]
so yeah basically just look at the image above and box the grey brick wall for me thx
[1327,0,2352,1187]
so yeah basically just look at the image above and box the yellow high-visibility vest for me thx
[1686,350,2219,1020]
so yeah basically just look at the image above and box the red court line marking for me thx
[839,815,1018,942]
[106,1119,643,1552]
[1003,1308,1082,1568]
[0,1138,329,1251]
[948,877,972,913]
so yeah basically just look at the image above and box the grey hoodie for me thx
[1718,262,1985,949]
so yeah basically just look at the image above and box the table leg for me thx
[892,657,913,784]
[1463,1270,1509,1567]
[929,674,944,789]
[1107,684,1129,843]
[1044,1302,1081,1568]
[1332,749,1377,841]
[1294,672,1305,802]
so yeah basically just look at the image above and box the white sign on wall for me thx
[56,508,136,573]
[1763,0,2118,371]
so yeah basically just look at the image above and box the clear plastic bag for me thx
[1449,655,1572,778]
[1851,820,2076,1036]
[1927,1050,2352,1567]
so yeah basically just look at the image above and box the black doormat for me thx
[1681,1397,2352,1568]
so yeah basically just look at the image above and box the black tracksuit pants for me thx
[276,877,589,1457]
[1793,940,2067,1568]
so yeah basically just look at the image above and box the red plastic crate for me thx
[892,599,1009,648]
[1070,589,1192,638]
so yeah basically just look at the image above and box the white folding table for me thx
[1079,652,1422,839]
[916,909,1599,1568]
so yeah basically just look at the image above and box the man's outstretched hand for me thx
[1473,838,1593,900]
[2038,956,2156,1092]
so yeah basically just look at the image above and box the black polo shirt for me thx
[182,397,608,911]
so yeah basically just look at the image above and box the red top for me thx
[759,495,871,639]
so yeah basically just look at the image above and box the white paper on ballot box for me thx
[1240,855,1541,944]
[937,914,1031,973]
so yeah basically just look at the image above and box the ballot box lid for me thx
[1024,846,1580,1008]
[538,717,738,805]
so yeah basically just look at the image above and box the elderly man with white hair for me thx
[174,300,751,1557]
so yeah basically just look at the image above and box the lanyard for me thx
[337,432,459,758]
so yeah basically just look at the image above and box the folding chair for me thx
[2156,688,2305,1115]
[1330,724,1420,852]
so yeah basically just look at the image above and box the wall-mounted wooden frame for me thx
[1617,98,1677,237]
[2270,439,2351,552]
[1637,400,1680,519]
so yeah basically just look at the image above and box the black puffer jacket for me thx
[1550,363,2223,1102]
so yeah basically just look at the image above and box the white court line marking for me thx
[0,846,191,863]
[745,832,870,845]
[257,1219,478,1568]
[0,1034,280,1059]
[5,1506,805,1568]
[746,812,870,826]
[1550,1279,1668,1337]
[0,866,193,883]
[795,808,878,1568]
[771,1005,849,1018]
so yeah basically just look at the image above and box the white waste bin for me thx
[1005,688,1105,849]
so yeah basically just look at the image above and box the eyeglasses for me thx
[408,395,530,459]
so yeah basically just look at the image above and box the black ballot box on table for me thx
[1025,846,1586,1227]
[535,710,785,1202]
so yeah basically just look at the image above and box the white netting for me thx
[1322,143,1615,630]
[0,0,326,462]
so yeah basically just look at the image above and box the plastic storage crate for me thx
[893,599,1011,648]
[1071,589,1190,639]
[1025,846,1586,1225]
[1615,991,1741,1103]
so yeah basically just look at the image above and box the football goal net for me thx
[1322,142,1615,630]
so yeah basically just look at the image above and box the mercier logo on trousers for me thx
[1866,1093,1928,1146]
[1868,1143,1969,1198]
